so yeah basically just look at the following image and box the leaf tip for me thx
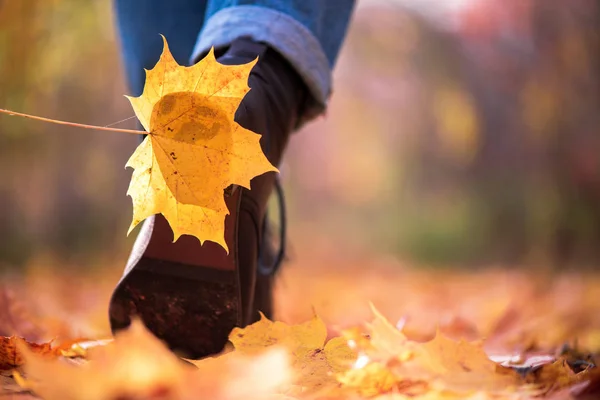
[127,219,140,236]
[219,239,230,255]
[206,46,216,61]
[368,301,383,318]
[310,305,319,319]
[159,33,169,49]
[257,311,269,322]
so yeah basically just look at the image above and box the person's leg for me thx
[196,0,357,120]
[113,0,208,97]
[110,0,356,360]
[191,0,357,323]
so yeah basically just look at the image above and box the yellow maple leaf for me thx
[204,313,357,396]
[408,330,520,394]
[126,36,277,251]
[229,313,328,356]
[337,305,522,397]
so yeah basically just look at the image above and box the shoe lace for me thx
[257,178,286,276]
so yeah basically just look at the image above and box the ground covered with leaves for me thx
[1,249,600,400]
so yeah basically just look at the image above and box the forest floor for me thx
[1,242,600,399]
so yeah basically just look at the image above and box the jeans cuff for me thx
[191,5,331,116]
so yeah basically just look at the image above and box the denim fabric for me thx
[114,0,208,97]
[194,1,355,110]
[114,0,355,116]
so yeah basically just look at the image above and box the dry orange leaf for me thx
[229,312,329,356]
[6,305,599,400]
[16,319,195,400]
[201,313,358,396]
[0,336,54,370]
[17,318,292,400]
[407,330,521,394]
[126,36,277,251]
[338,305,522,397]
[191,347,292,400]
[228,313,358,394]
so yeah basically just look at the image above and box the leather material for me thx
[108,38,307,357]
[216,37,307,323]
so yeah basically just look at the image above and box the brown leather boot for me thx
[108,38,308,359]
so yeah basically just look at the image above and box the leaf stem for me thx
[0,108,144,135]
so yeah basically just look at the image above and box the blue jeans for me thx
[114,0,355,120]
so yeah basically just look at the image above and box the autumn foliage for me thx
[1,251,600,400]
[1,28,600,400]
[126,36,276,250]
[2,294,599,400]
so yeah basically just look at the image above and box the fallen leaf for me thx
[230,312,328,356]
[58,338,113,358]
[524,358,598,396]
[0,336,53,370]
[17,319,195,400]
[337,361,401,397]
[17,318,292,400]
[126,35,277,250]
[224,313,357,395]
[192,347,292,400]
[409,330,521,393]
[338,306,522,397]
[364,303,411,359]
[5,260,600,400]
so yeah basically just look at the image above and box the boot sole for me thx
[108,191,242,359]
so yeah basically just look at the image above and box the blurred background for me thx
[1,0,600,273]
